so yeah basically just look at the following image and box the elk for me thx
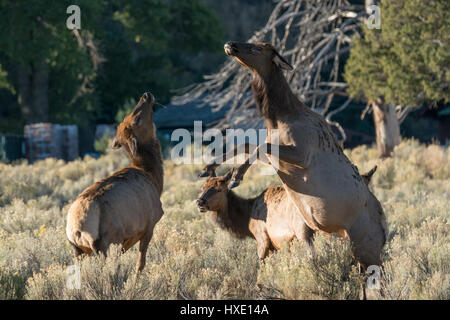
[66,92,164,272]
[200,42,388,274]
[197,166,377,259]
[197,169,314,259]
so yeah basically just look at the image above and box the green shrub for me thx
[94,133,112,154]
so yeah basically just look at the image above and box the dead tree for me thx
[172,0,366,144]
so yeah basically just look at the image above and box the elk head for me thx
[224,41,293,77]
[112,92,156,158]
[196,169,234,213]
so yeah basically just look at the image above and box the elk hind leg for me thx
[294,221,315,247]
[136,229,154,273]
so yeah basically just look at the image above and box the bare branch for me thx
[326,98,352,121]
[361,101,372,120]
[172,0,365,142]
[68,29,105,106]
[397,105,413,124]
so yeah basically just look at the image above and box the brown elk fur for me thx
[202,42,388,273]
[197,166,376,260]
[66,92,164,272]
[197,170,315,259]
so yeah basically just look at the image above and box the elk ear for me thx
[362,165,378,186]
[128,137,138,158]
[223,168,235,183]
[273,53,293,71]
[112,137,121,149]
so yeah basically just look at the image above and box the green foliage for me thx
[168,0,224,53]
[0,267,28,299]
[112,0,170,51]
[0,140,448,299]
[345,0,450,107]
[94,133,112,154]
[0,1,102,66]
[0,0,224,130]
[0,64,13,93]
[115,98,137,123]
[94,0,225,124]
[0,0,104,125]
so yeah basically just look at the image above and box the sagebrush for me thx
[0,139,448,299]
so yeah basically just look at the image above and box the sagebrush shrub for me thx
[0,140,448,299]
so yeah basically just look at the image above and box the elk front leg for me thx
[199,142,258,177]
[70,242,84,259]
[256,233,271,260]
[228,143,309,189]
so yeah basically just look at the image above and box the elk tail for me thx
[362,165,377,185]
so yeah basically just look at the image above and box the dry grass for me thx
[0,139,448,300]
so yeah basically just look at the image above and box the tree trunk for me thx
[372,100,400,157]
[31,58,49,123]
[17,58,49,124]
[17,64,33,122]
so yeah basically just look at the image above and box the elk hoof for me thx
[228,180,241,190]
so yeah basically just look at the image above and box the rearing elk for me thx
[201,42,388,275]
[66,92,164,272]
[197,167,377,259]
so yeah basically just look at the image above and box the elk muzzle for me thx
[224,42,238,56]
[142,92,155,103]
[196,198,208,212]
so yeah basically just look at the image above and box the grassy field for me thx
[0,139,448,300]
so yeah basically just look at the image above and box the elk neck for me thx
[211,191,254,239]
[251,67,309,128]
[130,138,164,195]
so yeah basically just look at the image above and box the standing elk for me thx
[197,166,377,259]
[66,92,164,272]
[201,42,388,276]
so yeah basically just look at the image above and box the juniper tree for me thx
[344,0,450,156]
